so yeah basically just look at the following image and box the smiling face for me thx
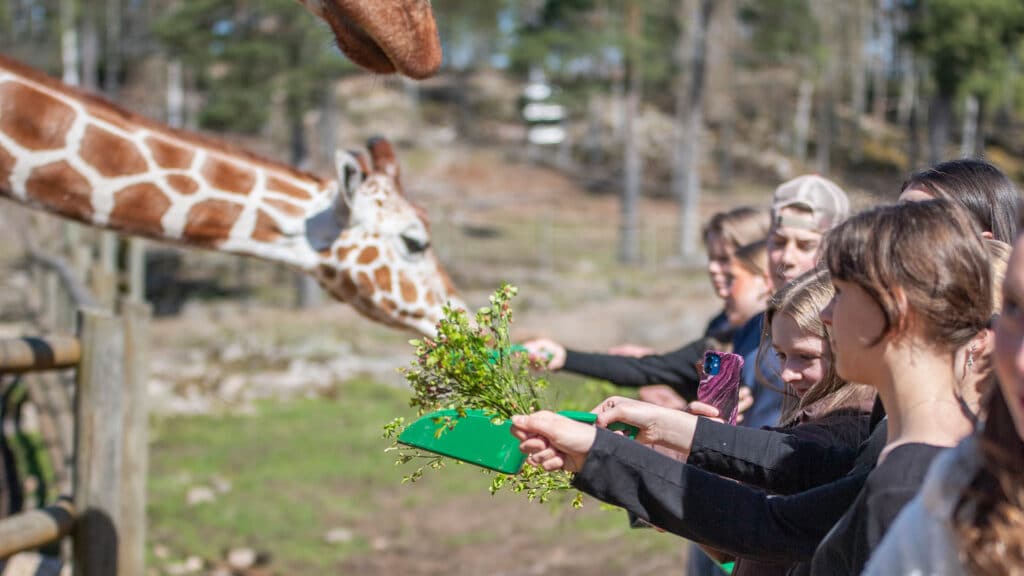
[994,235,1024,441]
[772,313,829,397]
[724,262,770,327]
[768,215,824,291]
[312,139,460,335]
[706,232,733,299]
[299,0,442,79]
[819,278,887,386]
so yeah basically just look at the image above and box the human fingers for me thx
[687,401,720,418]
[737,386,754,414]
[511,411,596,455]
[638,385,687,410]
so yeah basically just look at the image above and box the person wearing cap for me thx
[768,175,851,292]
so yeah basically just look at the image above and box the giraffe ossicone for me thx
[0,54,461,335]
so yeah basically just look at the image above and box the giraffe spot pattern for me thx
[109,183,172,236]
[0,82,76,151]
[200,156,255,195]
[338,273,358,301]
[166,174,199,196]
[335,245,354,262]
[357,246,379,265]
[0,144,14,190]
[251,210,281,243]
[25,160,93,221]
[266,175,312,201]
[146,136,194,170]
[356,271,375,298]
[183,199,244,246]
[380,297,397,314]
[398,272,418,304]
[318,265,337,281]
[81,125,148,177]
[264,197,305,217]
[373,265,392,292]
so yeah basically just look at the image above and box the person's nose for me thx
[780,363,801,385]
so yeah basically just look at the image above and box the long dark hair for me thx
[953,387,1024,573]
[901,159,1019,243]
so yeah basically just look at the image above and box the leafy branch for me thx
[383,284,583,507]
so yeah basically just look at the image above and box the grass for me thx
[148,375,681,574]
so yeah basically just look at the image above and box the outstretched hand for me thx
[511,411,595,473]
[521,338,567,370]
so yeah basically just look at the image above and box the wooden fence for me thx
[0,239,151,575]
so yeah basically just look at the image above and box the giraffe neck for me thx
[0,55,337,272]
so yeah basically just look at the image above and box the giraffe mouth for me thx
[322,0,441,80]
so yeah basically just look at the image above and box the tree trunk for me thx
[870,0,889,124]
[849,0,868,162]
[166,60,184,129]
[907,87,921,171]
[81,8,99,91]
[793,79,814,163]
[319,82,338,171]
[288,92,321,308]
[928,93,953,165]
[104,0,121,99]
[708,0,736,191]
[60,0,79,86]
[897,49,915,128]
[816,85,835,174]
[673,0,714,260]
[960,94,978,159]
[619,0,643,265]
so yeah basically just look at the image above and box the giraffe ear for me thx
[335,149,366,206]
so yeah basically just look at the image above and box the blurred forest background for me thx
[4,0,1024,264]
[3,1,1024,574]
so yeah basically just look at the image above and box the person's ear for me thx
[891,285,912,339]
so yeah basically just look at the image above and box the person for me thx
[589,267,875,575]
[522,206,769,411]
[511,199,991,575]
[862,224,1024,575]
[898,158,1019,243]
[767,174,849,292]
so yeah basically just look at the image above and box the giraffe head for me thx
[297,0,441,79]
[310,138,461,335]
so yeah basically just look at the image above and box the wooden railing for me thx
[0,303,151,576]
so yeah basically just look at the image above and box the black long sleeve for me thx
[686,411,872,494]
[561,337,706,398]
[573,428,869,564]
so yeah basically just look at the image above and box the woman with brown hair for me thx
[511,200,991,575]
[863,227,1024,575]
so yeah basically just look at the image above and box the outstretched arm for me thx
[574,429,866,563]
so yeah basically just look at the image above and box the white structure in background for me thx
[521,74,566,146]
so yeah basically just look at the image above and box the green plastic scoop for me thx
[397,408,637,474]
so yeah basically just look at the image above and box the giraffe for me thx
[294,0,442,79]
[0,54,461,335]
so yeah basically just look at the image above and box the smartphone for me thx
[696,351,743,425]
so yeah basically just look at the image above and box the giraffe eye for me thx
[401,233,430,255]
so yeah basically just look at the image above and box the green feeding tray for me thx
[397,408,636,475]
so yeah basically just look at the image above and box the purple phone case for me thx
[696,351,744,425]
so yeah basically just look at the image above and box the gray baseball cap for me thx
[771,174,850,232]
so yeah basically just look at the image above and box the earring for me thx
[967,344,976,370]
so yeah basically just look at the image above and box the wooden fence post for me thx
[118,300,150,576]
[73,309,125,576]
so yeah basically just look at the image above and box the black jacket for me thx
[687,409,872,494]
[572,417,889,566]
